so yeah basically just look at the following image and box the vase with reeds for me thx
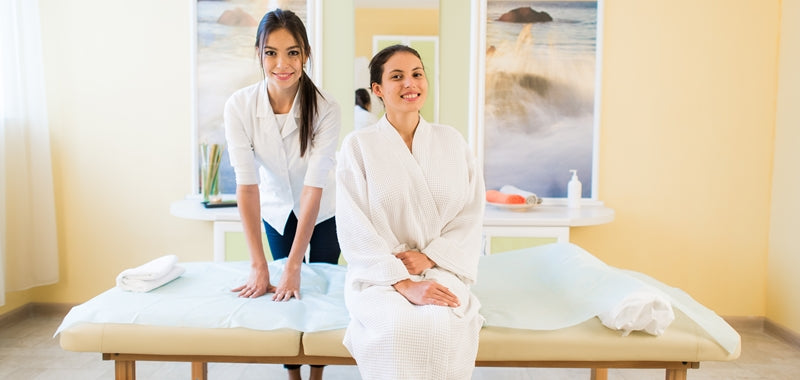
[200,143,223,203]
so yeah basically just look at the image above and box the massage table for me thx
[57,243,741,380]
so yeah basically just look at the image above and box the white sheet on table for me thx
[55,260,350,336]
[54,243,739,356]
[471,242,739,355]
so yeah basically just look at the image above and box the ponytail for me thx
[297,71,322,157]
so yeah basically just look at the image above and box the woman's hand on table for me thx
[395,250,435,275]
[392,279,460,307]
[232,265,276,298]
[273,264,301,301]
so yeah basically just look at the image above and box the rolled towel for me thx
[499,185,542,205]
[597,290,676,336]
[116,255,185,292]
[486,190,526,204]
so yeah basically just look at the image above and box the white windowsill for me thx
[170,196,613,259]
[170,197,614,227]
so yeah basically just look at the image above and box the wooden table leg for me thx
[591,368,608,380]
[192,362,208,380]
[665,368,687,380]
[115,360,135,380]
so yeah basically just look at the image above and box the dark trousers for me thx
[263,212,340,264]
[262,212,340,370]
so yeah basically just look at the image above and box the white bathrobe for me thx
[336,116,485,380]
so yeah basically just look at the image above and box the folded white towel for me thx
[499,185,541,205]
[597,290,675,336]
[116,255,185,292]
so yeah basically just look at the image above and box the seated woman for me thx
[335,45,485,380]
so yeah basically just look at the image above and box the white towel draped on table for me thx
[115,254,185,292]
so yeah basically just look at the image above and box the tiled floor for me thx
[2,309,800,379]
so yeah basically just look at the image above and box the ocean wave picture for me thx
[484,1,598,198]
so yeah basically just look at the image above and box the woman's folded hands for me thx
[393,278,460,307]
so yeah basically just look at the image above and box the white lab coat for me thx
[336,116,485,380]
[224,80,340,234]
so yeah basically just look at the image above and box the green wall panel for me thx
[224,231,346,265]
[224,232,268,262]
[490,237,557,254]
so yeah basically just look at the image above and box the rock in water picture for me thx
[483,1,600,199]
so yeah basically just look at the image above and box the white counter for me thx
[170,199,614,258]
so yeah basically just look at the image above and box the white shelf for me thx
[484,203,615,227]
[170,199,240,221]
[172,199,614,226]
[170,199,614,257]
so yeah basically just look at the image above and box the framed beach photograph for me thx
[472,0,603,200]
[192,0,318,195]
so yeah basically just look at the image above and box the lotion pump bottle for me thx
[567,169,582,208]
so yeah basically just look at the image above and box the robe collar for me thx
[376,114,441,223]
[376,114,429,152]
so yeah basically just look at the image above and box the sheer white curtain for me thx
[0,0,59,306]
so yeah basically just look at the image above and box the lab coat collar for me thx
[256,80,300,137]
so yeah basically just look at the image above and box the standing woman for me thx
[224,8,340,380]
[353,87,377,130]
[336,45,486,379]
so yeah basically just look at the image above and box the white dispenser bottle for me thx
[567,169,582,208]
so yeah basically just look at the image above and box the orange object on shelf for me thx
[486,190,526,204]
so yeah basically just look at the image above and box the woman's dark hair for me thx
[368,45,423,104]
[255,9,321,157]
[355,88,371,111]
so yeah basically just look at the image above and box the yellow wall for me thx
[0,290,35,315]
[27,0,211,307]
[571,0,779,317]
[354,8,439,59]
[2,0,796,336]
[767,0,800,333]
